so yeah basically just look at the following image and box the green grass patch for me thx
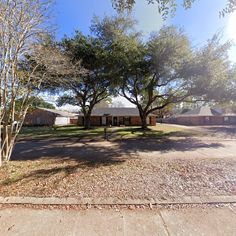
[19,125,105,139]
[111,124,201,139]
[19,124,202,140]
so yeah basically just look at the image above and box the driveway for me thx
[12,125,236,162]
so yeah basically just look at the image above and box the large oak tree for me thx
[56,32,112,129]
[94,16,236,129]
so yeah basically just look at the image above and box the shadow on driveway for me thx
[11,137,224,164]
[1,136,228,194]
[198,126,236,138]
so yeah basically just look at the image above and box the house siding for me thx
[150,116,156,126]
[24,109,56,126]
[24,108,75,126]
[70,118,79,125]
[165,116,236,126]
[76,115,156,126]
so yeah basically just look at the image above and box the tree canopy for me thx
[54,31,113,129]
[16,97,55,112]
[93,15,236,129]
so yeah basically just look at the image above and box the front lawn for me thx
[19,124,201,140]
[112,124,200,139]
[0,124,235,200]
[19,126,105,139]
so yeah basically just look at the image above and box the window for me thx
[224,117,229,123]
[124,117,131,125]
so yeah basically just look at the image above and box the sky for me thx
[48,0,236,109]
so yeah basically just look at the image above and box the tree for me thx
[56,32,111,129]
[118,26,196,129]
[80,15,236,129]
[100,17,235,129]
[15,97,55,112]
[111,0,236,18]
[0,0,53,165]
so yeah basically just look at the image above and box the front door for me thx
[102,117,107,126]
[204,116,210,125]
[113,117,118,126]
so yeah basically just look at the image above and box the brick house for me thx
[24,107,77,126]
[165,106,236,126]
[76,108,156,126]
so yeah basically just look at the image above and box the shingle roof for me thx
[37,107,77,117]
[224,113,236,116]
[79,107,155,117]
[178,106,223,117]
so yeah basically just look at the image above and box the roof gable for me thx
[178,106,223,117]
[37,107,77,117]
[79,107,155,117]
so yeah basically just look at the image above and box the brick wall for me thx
[130,117,142,126]
[130,116,156,126]
[167,116,236,126]
[150,116,156,126]
[24,109,55,126]
[70,118,78,125]
[90,116,102,126]
[74,115,156,126]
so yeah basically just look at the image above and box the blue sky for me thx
[51,0,236,108]
[54,0,236,61]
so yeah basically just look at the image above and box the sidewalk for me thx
[1,205,236,236]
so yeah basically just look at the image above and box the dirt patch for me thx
[1,128,236,200]
[0,157,235,200]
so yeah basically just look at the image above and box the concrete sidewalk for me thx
[1,205,236,236]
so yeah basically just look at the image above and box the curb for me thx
[0,195,236,206]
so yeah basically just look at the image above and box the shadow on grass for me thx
[20,126,105,139]
[2,143,127,186]
[11,135,224,162]
[113,126,200,140]
[2,129,224,188]
[200,126,236,138]
[115,137,223,153]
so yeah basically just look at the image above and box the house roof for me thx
[224,113,236,116]
[37,107,77,117]
[177,106,223,117]
[79,107,155,117]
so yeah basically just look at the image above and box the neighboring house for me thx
[24,107,77,126]
[77,108,156,126]
[164,106,236,126]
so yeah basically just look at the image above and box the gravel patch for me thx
[0,158,235,200]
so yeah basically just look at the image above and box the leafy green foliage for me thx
[15,97,55,113]
[56,31,112,128]
[94,15,235,129]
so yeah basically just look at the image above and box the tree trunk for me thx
[138,108,148,130]
[84,114,91,129]
[0,131,2,167]
[141,115,148,130]
[2,125,8,161]
[1,124,16,162]
[139,109,147,130]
